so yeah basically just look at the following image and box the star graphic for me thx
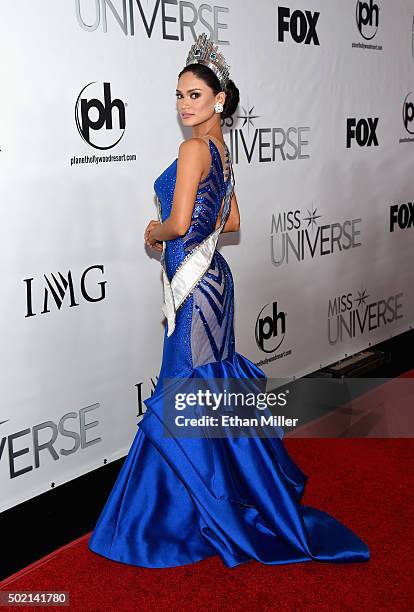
[238,104,260,134]
[302,207,322,232]
[354,289,369,307]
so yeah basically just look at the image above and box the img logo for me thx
[24,264,107,318]
[75,82,126,149]
[356,0,380,40]
[135,377,159,418]
[255,301,286,353]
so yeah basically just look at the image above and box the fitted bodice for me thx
[154,139,230,281]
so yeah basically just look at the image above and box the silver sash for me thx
[156,163,235,337]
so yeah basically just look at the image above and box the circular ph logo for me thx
[75,82,126,150]
[356,0,379,40]
[403,92,414,134]
[255,302,286,353]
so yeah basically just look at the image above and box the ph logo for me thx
[346,118,379,148]
[356,0,380,40]
[75,82,126,150]
[277,6,320,45]
[403,92,414,134]
[255,301,286,353]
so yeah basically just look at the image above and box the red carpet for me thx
[1,436,412,611]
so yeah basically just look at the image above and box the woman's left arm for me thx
[149,139,208,242]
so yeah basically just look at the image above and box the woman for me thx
[88,34,370,568]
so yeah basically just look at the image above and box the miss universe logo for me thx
[270,206,362,267]
[327,287,403,345]
[75,0,230,41]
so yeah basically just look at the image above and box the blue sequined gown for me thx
[88,138,370,568]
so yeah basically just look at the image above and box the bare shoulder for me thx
[178,137,210,159]
[177,138,211,177]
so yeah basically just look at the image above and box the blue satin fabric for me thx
[88,141,370,568]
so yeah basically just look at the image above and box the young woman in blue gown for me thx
[88,34,370,569]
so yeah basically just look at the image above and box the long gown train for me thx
[88,137,370,568]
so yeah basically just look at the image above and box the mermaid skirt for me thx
[88,252,369,567]
[88,351,370,568]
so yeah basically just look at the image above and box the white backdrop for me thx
[0,0,413,511]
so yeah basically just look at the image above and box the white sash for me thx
[157,163,235,337]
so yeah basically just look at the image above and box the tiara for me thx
[185,33,231,90]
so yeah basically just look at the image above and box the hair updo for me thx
[178,63,239,121]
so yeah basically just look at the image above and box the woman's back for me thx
[154,136,231,281]
[154,136,236,378]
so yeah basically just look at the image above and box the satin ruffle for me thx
[88,352,370,568]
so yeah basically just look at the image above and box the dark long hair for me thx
[178,63,239,120]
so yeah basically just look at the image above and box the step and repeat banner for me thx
[0,0,413,511]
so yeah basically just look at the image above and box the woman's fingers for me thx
[147,220,160,231]
[144,235,163,251]
[144,220,163,251]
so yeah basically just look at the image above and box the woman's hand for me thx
[144,220,163,251]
